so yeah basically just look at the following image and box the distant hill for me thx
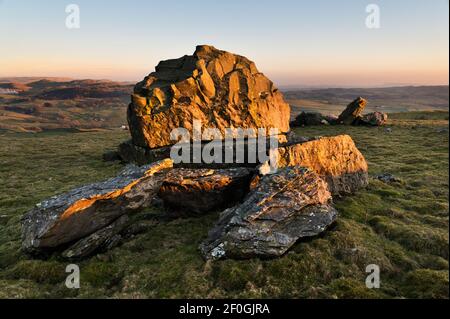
[0,77,74,84]
[284,85,449,118]
[0,78,133,132]
[0,78,448,132]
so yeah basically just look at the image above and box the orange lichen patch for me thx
[60,159,173,220]
[60,179,141,220]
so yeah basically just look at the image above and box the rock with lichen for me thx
[200,166,337,259]
[127,45,291,150]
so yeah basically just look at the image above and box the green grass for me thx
[0,111,448,298]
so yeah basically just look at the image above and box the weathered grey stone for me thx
[359,112,388,126]
[291,112,329,126]
[200,166,337,259]
[22,159,173,253]
[62,215,130,259]
[375,173,402,184]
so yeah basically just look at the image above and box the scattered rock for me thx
[337,97,367,125]
[291,112,329,126]
[359,112,388,126]
[62,215,130,259]
[385,128,392,133]
[375,173,402,184]
[277,135,369,195]
[128,45,290,149]
[200,166,337,259]
[22,159,173,253]
[159,167,254,214]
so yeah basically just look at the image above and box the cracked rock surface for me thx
[128,45,291,149]
[200,166,338,259]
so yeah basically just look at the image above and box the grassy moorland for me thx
[0,111,448,299]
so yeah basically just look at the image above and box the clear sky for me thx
[0,0,448,87]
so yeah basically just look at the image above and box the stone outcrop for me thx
[359,111,388,126]
[200,167,337,259]
[159,167,254,214]
[277,135,369,195]
[127,45,290,149]
[22,159,173,253]
[337,97,367,125]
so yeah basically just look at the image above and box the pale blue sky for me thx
[0,0,448,87]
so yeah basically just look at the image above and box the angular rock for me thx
[128,45,291,149]
[276,135,369,195]
[359,111,388,126]
[200,167,337,259]
[22,159,173,252]
[62,215,130,259]
[159,167,254,214]
[337,97,367,125]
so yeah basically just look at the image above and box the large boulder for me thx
[337,97,367,125]
[200,166,337,259]
[277,135,369,195]
[127,45,291,149]
[22,159,173,253]
[159,167,254,214]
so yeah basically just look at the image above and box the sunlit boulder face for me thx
[128,45,291,149]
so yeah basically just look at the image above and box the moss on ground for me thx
[0,111,448,298]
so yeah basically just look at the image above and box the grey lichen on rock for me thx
[200,166,338,260]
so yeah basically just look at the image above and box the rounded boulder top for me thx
[128,45,291,149]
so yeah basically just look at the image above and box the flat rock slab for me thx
[158,167,254,214]
[22,159,173,252]
[277,134,369,195]
[200,166,337,259]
